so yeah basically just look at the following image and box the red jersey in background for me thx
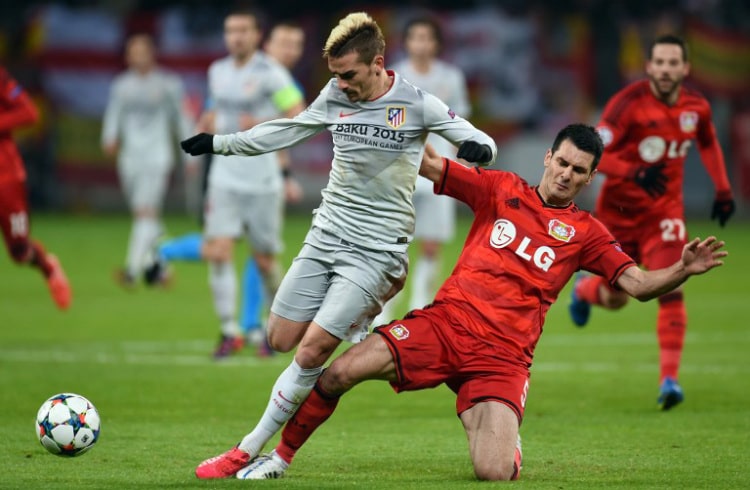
[0,68,38,185]
[595,79,731,218]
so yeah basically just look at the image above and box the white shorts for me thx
[271,226,408,342]
[413,188,456,242]
[118,166,170,211]
[203,185,283,254]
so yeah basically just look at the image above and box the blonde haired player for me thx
[181,12,497,479]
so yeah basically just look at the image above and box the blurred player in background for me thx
[568,34,735,410]
[101,33,193,288]
[233,124,728,481]
[180,12,497,479]
[375,16,471,324]
[146,21,308,354]
[0,66,71,310]
[182,10,305,359]
[236,21,307,345]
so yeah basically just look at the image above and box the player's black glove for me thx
[631,162,667,198]
[711,191,735,227]
[457,141,493,165]
[180,133,215,156]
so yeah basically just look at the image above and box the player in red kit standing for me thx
[0,67,71,309]
[228,124,727,481]
[568,35,734,410]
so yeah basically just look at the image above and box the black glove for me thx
[457,141,493,165]
[631,163,667,198]
[180,133,215,156]
[711,192,735,227]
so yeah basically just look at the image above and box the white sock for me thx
[209,261,240,336]
[125,217,161,276]
[409,257,438,311]
[239,359,323,456]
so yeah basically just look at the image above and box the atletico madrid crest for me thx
[386,106,406,129]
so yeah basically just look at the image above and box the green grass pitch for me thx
[1,213,748,489]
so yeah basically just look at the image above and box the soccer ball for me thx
[36,393,100,457]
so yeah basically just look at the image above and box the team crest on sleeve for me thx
[548,219,576,242]
[596,126,613,146]
[388,324,410,340]
[386,106,406,129]
[679,111,698,133]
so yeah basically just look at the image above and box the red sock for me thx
[657,292,686,382]
[275,380,340,464]
[29,240,54,278]
[575,275,605,306]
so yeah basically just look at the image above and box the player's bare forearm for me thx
[616,237,727,301]
[419,143,446,183]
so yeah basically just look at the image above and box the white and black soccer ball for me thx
[36,393,100,457]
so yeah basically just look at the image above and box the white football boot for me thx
[236,450,289,479]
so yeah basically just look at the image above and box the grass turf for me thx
[1,213,748,489]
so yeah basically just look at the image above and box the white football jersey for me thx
[213,71,497,252]
[102,68,191,171]
[391,58,471,194]
[207,52,302,193]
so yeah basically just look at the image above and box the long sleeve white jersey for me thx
[101,68,191,171]
[206,52,303,193]
[213,71,497,252]
[391,58,472,194]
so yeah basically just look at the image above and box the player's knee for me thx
[266,329,296,353]
[8,241,31,264]
[473,459,515,481]
[203,240,231,262]
[321,361,354,393]
[601,290,628,309]
[253,253,275,273]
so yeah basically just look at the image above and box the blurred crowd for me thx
[0,0,748,214]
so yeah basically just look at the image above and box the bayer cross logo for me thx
[490,219,516,249]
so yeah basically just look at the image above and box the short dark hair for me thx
[402,17,443,52]
[225,8,263,31]
[551,124,604,171]
[648,34,689,62]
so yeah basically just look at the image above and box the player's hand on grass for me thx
[631,162,667,198]
[710,191,735,227]
[681,236,727,275]
[457,141,493,165]
[181,133,214,156]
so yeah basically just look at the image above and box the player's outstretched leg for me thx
[568,273,592,327]
[657,377,684,411]
[45,254,72,310]
[143,232,204,286]
[195,446,255,479]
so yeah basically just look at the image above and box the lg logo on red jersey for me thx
[489,219,556,272]
[638,136,692,162]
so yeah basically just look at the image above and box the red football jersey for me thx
[433,160,635,367]
[595,79,731,215]
[0,68,38,184]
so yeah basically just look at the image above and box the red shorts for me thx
[596,205,686,270]
[0,179,30,257]
[374,305,530,423]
